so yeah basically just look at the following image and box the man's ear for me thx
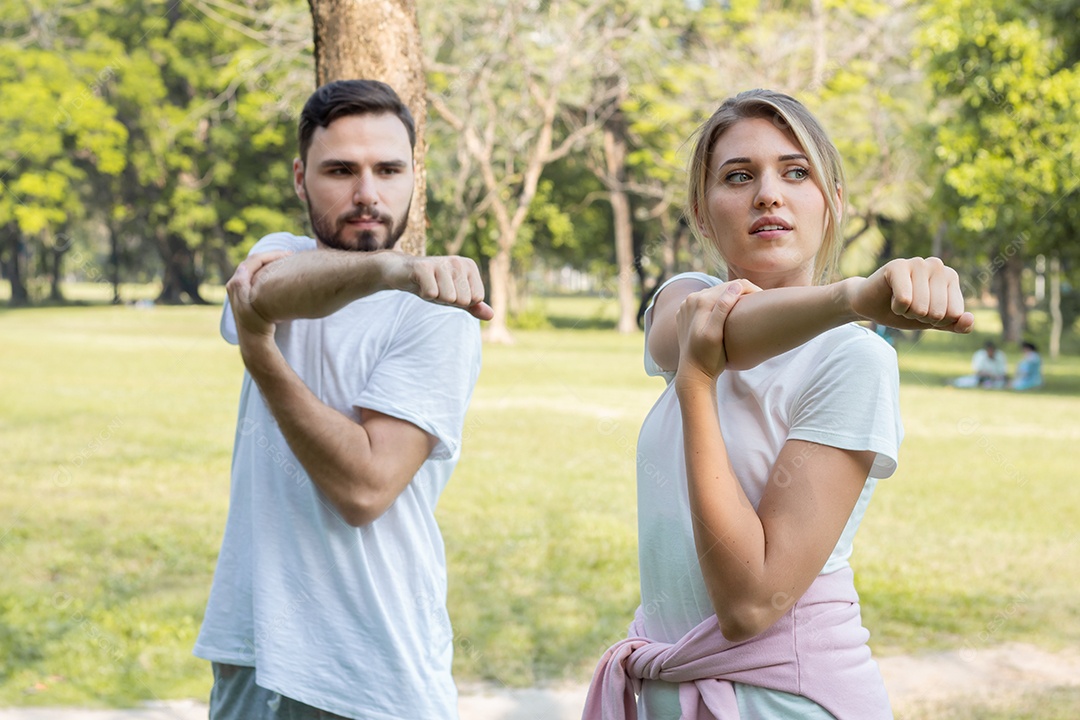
[293,158,307,202]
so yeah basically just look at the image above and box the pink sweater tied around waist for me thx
[581,567,892,720]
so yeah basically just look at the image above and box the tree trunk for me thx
[156,230,208,305]
[308,0,427,257]
[4,228,30,307]
[1049,256,1062,359]
[208,243,236,288]
[49,245,65,302]
[108,220,121,304]
[485,244,513,344]
[931,220,946,259]
[601,114,636,334]
[993,248,1025,344]
[610,189,636,333]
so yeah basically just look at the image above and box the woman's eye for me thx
[725,170,751,183]
[785,167,810,180]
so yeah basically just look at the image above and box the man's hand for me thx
[227,250,293,340]
[674,281,757,390]
[847,257,975,334]
[383,253,494,321]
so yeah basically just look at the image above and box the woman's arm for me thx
[649,257,974,373]
[673,283,876,641]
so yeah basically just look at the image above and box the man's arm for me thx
[244,248,493,323]
[227,258,443,527]
[649,257,974,373]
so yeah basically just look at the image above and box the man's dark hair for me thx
[297,79,416,162]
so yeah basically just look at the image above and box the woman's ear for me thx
[835,184,844,223]
[691,203,709,238]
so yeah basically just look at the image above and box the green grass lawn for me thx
[0,292,1078,707]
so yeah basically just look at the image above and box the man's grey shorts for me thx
[209,663,353,720]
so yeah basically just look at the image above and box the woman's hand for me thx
[674,280,756,390]
[847,257,975,333]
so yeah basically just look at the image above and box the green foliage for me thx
[2,0,1077,342]
[1,0,312,303]
[919,0,1080,254]
[0,44,127,236]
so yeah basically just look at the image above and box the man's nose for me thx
[353,172,378,206]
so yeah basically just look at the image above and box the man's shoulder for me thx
[249,232,316,255]
[337,291,481,344]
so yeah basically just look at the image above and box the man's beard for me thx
[307,197,410,252]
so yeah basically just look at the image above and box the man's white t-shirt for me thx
[194,233,482,720]
[971,347,1007,379]
[635,272,903,719]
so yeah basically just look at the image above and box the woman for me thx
[583,89,973,719]
[1011,341,1042,390]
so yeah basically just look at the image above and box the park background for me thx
[2,0,1080,717]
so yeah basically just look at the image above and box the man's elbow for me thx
[337,474,408,527]
[338,493,392,527]
[338,502,381,528]
[249,286,291,325]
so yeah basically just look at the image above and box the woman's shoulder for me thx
[652,271,723,299]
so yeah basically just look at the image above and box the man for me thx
[973,341,1008,388]
[194,79,491,719]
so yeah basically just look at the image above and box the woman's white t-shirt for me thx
[636,272,902,719]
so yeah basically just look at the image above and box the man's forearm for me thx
[249,250,398,322]
[723,278,862,371]
[239,336,395,526]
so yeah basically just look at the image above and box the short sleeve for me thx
[351,303,482,461]
[787,332,903,479]
[642,272,722,380]
[220,233,316,345]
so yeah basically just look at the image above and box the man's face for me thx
[294,112,414,252]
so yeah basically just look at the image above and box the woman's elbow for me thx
[716,603,778,643]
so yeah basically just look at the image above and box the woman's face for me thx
[702,117,832,289]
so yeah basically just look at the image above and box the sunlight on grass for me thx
[0,297,1077,703]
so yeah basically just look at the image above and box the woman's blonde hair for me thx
[686,89,846,285]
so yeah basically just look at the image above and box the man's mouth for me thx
[345,216,386,227]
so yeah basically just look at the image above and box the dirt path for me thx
[1,643,1077,719]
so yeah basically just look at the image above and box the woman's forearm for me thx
[675,372,771,640]
[723,278,862,370]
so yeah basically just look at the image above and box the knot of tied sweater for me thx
[580,567,893,720]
